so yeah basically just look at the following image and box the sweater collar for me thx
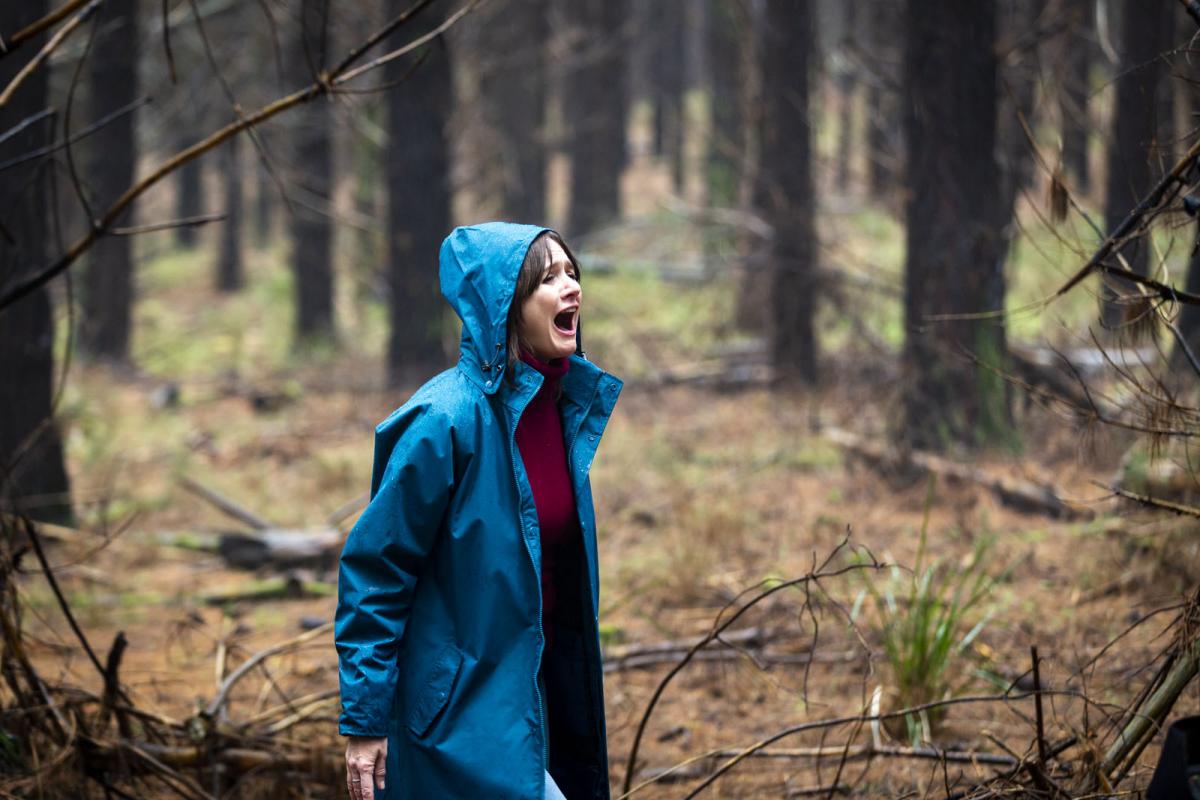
[519,350,570,382]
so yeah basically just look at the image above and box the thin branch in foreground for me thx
[620,535,884,795]
[0,0,101,109]
[0,0,480,314]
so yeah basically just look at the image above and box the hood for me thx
[439,222,555,393]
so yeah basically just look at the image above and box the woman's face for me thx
[518,238,581,361]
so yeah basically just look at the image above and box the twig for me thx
[1,0,94,59]
[0,1,480,313]
[22,518,130,706]
[1097,481,1200,518]
[677,692,1059,799]
[621,536,882,794]
[1100,599,1200,785]
[178,476,272,531]
[0,0,101,108]
[204,622,332,718]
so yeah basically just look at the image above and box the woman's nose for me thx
[563,276,581,302]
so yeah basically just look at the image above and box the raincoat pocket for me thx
[407,643,463,738]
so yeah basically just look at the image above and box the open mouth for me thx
[553,308,577,335]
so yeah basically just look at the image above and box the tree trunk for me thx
[477,0,549,223]
[996,0,1043,238]
[866,0,902,203]
[288,0,336,344]
[81,0,139,361]
[217,135,244,292]
[1100,0,1169,328]
[707,0,750,208]
[175,81,205,250]
[651,0,685,192]
[835,0,857,194]
[0,1,73,525]
[254,132,275,249]
[901,0,1012,452]
[1059,0,1092,193]
[565,0,628,238]
[763,0,818,385]
[385,2,453,387]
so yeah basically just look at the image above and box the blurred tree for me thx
[0,2,73,525]
[81,0,139,360]
[254,157,276,249]
[1059,0,1093,193]
[834,0,857,194]
[174,73,206,250]
[996,0,1043,238]
[217,136,244,292]
[762,0,818,384]
[707,0,751,207]
[865,0,902,203]
[651,0,685,192]
[565,0,627,237]
[1100,0,1169,328]
[901,0,1012,451]
[289,0,336,343]
[477,0,549,223]
[385,1,452,386]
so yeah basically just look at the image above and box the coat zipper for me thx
[509,394,549,784]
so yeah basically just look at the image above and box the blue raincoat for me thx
[336,222,622,799]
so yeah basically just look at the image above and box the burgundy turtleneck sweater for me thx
[515,351,579,651]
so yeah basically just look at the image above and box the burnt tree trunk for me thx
[478,0,549,222]
[81,0,139,360]
[1100,0,1169,328]
[762,0,818,384]
[217,136,244,292]
[901,0,1012,451]
[1059,0,1093,193]
[566,0,627,237]
[0,1,72,525]
[385,2,452,386]
[288,0,336,343]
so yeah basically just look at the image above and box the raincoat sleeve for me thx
[335,403,456,737]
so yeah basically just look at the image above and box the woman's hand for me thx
[345,736,388,800]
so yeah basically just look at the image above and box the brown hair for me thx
[505,230,582,373]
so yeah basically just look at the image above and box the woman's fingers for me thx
[374,756,387,791]
[357,762,377,799]
[345,736,386,799]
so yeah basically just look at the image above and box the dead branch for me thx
[0,0,100,108]
[177,476,271,531]
[1,0,94,59]
[824,426,1095,520]
[1096,591,1200,787]
[0,0,480,314]
[620,536,884,795]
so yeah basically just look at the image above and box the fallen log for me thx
[823,427,1095,520]
[216,527,343,570]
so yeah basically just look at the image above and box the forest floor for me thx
[21,206,1200,798]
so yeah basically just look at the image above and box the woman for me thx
[336,222,622,800]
